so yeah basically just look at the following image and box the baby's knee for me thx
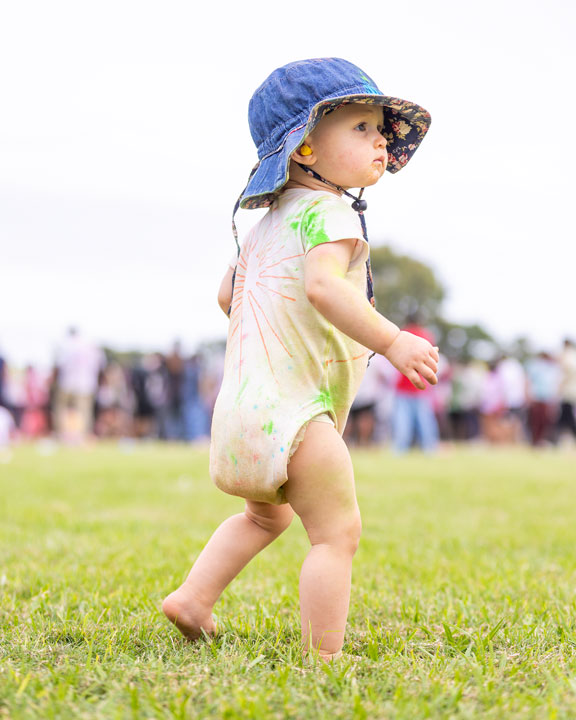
[341,511,363,555]
[310,510,362,555]
[245,503,294,535]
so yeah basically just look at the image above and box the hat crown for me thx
[248,58,380,159]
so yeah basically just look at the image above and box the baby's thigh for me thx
[244,499,294,534]
[283,422,359,544]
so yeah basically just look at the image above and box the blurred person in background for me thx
[480,360,507,443]
[164,341,185,441]
[525,351,559,447]
[199,346,226,426]
[2,365,26,430]
[344,360,379,446]
[431,352,452,442]
[95,361,134,438]
[0,347,5,405]
[557,338,576,444]
[0,402,15,462]
[448,360,468,440]
[449,359,484,441]
[497,353,527,443]
[130,354,158,439]
[146,352,170,439]
[463,360,485,441]
[182,353,210,442]
[20,365,49,438]
[45,364,59,435]
[54,327,105,444]
[371,353,397,444]
[391,315,439,453]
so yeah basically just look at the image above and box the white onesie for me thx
[210,188,370,504]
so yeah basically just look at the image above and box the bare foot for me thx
[162,585,217,641]
[318,650,343,663]
[303,649,343,665]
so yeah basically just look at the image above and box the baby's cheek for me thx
[340,148,357,164]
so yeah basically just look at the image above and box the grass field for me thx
[2,442,576,719]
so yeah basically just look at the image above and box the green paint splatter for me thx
[302,207,330,252]
[315,389,332,409]
[283,207,302,234]
[262,420,274,435]
[285,196,314,234]
[235,377,249,406]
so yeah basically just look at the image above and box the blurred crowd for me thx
[1,326,576,454]
[0,329,222,450]
[345,322,576,453]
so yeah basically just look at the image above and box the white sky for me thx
[1,0,575,367]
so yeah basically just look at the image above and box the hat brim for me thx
[240,94,431,210]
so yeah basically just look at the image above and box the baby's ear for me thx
[292,143,316,165]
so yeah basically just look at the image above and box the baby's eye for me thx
[355,122,367,131]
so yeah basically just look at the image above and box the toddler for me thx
[163,58,438,662]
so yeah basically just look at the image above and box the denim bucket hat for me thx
[240,57,431,210]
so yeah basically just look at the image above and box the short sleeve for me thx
[300,194,365,256]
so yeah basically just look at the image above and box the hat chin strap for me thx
[295,163,367,212]
[295,161,376,366]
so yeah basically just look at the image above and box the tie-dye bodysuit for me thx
[209,188,370,504]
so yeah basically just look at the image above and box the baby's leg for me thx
[162,499,294,640]
[283,421,362,662]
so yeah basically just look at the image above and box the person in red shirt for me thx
[392,315,439,453]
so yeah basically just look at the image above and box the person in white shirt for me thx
[54,327,105,442]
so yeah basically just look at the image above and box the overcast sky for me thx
[1,0,574,367]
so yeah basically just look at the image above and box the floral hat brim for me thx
[240,94,431,210]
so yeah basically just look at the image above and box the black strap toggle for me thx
[351,198,368,212]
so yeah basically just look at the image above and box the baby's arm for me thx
[217,266,235,316]
[305,239,438,389]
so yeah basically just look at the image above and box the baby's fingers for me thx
[407,370,426,390]
[424,354,438,375]
[420,364,438,386]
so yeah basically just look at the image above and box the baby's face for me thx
[303,104,388,189]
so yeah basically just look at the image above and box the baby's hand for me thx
[384,331,439,390]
